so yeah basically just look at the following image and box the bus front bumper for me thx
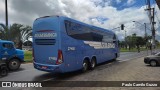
[33,62,64,73]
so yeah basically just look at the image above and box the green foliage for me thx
[23,41,32,46]
[0,23,32,49]
[119,33,158,51]
[120,47,149,52]
[24,51,32,62]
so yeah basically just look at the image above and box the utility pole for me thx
[144,23,147,38]
[120,24,127,49]
[145,0,156,50]
[124,29,127,49]
[125,30,126,39]
[144,23,149,55]
[151,8,156,48]
[5,0,8,28]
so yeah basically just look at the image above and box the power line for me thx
[155,13,160,31]
[154,0,160,23]
[155,12,160,24]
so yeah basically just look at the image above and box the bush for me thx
[24,51,32,62]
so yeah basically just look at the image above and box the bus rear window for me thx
[35,39,56,45]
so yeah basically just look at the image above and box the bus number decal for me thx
[49,57,57,61]
[68,47,76,51]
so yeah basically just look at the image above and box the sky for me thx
[0,0,160,41]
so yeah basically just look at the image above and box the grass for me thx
[120,48,150,52]
[24,47,159,63]
[24,51,32,63]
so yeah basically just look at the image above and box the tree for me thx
[23,40,32,46]
[125,33,137,50]
[0,23,32,49]
[135,36,144,52]
[119,41,126,48]
[124,33,146,51]
[146,36,152,49]
[125,36,132,50]
[0,23,10,40]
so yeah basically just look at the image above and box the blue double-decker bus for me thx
[32,16,119,73]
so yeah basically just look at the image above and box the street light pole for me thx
[132,21,148,38]
[5,0,8,28]
[133,21,151,54]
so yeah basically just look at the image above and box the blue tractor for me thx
[0,40,24,71]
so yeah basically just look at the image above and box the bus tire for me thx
[82,60,89,72]
[8,59,21,71]
[0,65,8,77]
[113,53,118,61]
[90,57,96,70]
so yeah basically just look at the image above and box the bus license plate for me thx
[41,66,47,69]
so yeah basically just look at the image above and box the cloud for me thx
[0,0,159,41]
[0,0,5,24]
[9,0,56,25]
[116,0,122,4]
[91,0,113,7]
[127,0,136,6]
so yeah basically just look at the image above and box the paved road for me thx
[0,50,154,81]
[42,55,160,90]
[1,50,160,90]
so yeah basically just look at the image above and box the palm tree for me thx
[0,23,10,40]
[0,23,32,49]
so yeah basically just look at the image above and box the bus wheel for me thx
[113,53,117,61]
[8,59,21,71]
[82,60,89,72]
[90,58,96,70]
[0,67,8,77]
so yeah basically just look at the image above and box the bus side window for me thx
[102,34,113,43]
[65,20,97,41]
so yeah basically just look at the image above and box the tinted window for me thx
[35,39,56,45]
[155,52,160,56]
[65,20,114,42]
[3,43,14,49]
[102,34,114,42]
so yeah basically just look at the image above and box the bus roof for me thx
[62,16,114,35]
[35,15,115,35]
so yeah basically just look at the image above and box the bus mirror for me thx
[113,40,116,43]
